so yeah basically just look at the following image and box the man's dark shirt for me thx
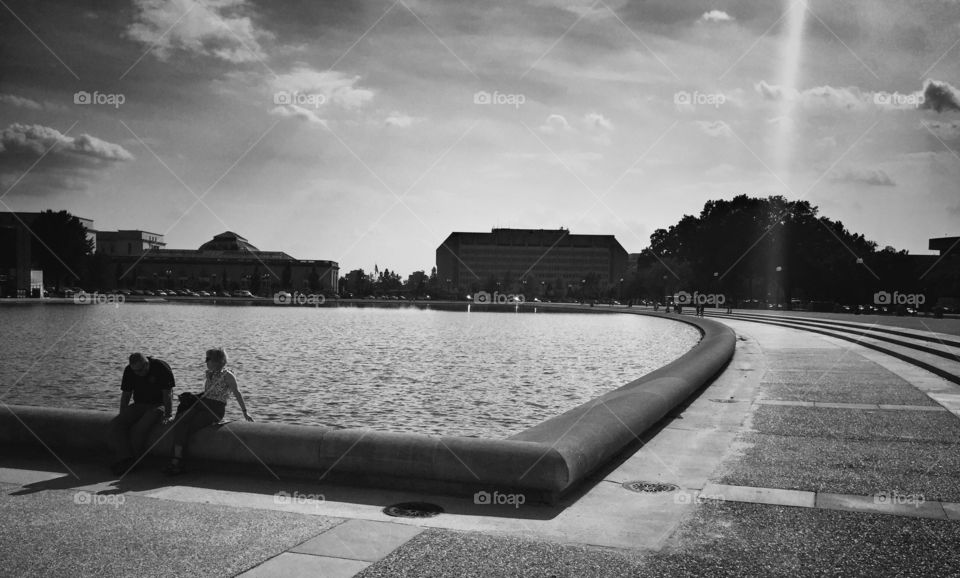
[121,357,175,405]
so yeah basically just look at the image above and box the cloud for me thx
[755,81,867,111]
[384,112,420,128]
[539,114,572,134]
[0,124,134,196]
[0,94,43,110]
[699,10,733,23]
[0,124,133,161]
[920,79,960,113]
[695,120,733,138]
[271,66,374,109]
[829,166,896,187]
[584,112,613,131]
[269,105,326,126]
[127,0,269,63]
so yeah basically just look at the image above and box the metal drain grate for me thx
[383,502,444,518]
[622,481,679,493]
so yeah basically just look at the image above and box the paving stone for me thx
[715,432,960,502]
[877,405,947,412]
[816,492,947,520]
[291,519,424,562]
[701,483,815,508]
[813,402,879,410]
[237,552,369,578]
[749,405,960,443]
[942,502,960,521]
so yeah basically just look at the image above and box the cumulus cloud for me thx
[384,112,420,128]
[0,124,134,196]
[755,81,867,111]
[584,112,613,131]
[700,10,733,23]
[271,66,374,109]
[920,79,960,113]
[269,105,326,126]
[696,120,733,138]
[539,114,572,134]
[0,94,43,110]
[0,124,133,161]
[127,0,269,63]
[829,166,896,187]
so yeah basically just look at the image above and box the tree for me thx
[29,210,93,290]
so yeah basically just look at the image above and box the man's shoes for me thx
[110,457,135,476]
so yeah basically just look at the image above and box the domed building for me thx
[110,231,338,295]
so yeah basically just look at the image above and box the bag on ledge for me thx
[175,391,204,416]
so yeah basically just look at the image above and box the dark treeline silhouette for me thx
[630,195,956,310]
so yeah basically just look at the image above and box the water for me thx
[0,304,700,438]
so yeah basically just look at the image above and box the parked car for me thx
[232,290,255,298]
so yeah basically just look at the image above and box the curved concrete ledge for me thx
[0,311,734,501]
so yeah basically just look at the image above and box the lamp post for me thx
[774,266,782,309]
[618,277,623,304]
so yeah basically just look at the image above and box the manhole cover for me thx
[622,481,679,493]
[710,398,739,403]
[383,502,444,518]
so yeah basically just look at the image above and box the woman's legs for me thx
[168,402,225,467]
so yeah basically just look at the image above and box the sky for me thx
[1,0,959,276]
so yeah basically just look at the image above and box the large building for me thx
[110,231,339,294]
[436,228,628,298]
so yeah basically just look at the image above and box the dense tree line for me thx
[630,195,955,308]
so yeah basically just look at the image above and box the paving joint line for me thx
[700,482,960,521]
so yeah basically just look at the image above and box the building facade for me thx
[110,231,339,294]
[96,230,165,256]
[436,228,628,298]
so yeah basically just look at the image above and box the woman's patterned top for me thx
[203,369,233,403]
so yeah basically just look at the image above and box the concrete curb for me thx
[0,311,734,502]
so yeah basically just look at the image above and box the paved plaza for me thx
[1,310,959,576]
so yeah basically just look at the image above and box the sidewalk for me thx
[2,317,959,576]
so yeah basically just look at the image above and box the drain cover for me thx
[383,502,444,518]
[622,481,679,493]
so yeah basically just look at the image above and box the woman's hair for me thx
[206,348,227,365]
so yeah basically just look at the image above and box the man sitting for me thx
[108,353,174,475]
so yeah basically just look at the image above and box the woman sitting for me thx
[164,348,253,475]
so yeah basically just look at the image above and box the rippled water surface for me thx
[0,304,700,437]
